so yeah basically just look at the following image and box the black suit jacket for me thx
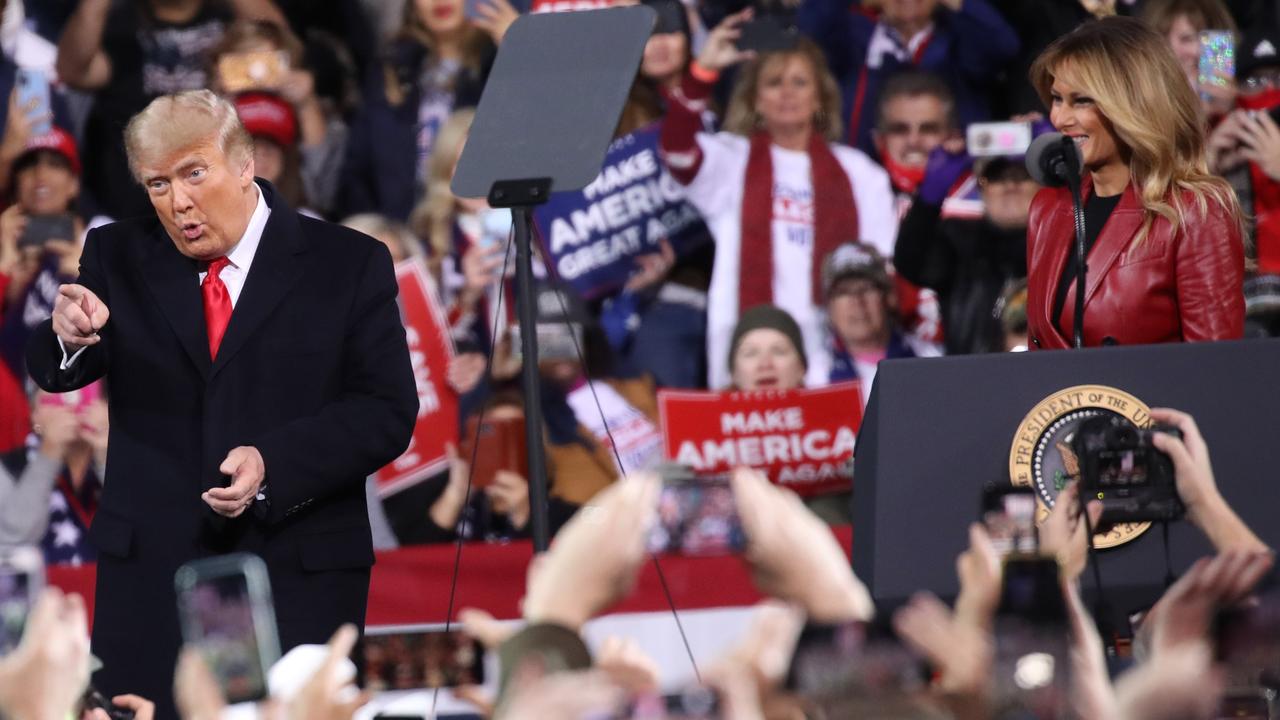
[26,181,417,715]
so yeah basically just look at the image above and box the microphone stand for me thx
[1061,136,1087,349]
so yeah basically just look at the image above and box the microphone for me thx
[1025,132,1083,187]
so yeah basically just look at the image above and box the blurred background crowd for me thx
[1,0,1279,562]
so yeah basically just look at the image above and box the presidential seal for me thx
[1009,385,1155,549]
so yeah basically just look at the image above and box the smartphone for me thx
[785,619,932,716]
[509,322,584,363]
[1216,688,1274,720]
[459,413,529,490]
[360,624,485,691]
[19,213,76,250]
[736,16,799,53]
[1216,591,1280,688]
[1199,31,1235,100]
[994,557,1069,719]
[0,546,44,656]
[981,483,1039,558]
[15,69,51,137]
[217,50,291,94]
[174,553,281,704]
[646,475,746,556]
[966,121,1032,158]
[629,685,721,719]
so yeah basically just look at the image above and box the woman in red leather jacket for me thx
[1025,17,1245,349]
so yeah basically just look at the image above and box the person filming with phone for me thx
[0,128,84,382]
[1024,17,1245,349]
[23,89,417,716]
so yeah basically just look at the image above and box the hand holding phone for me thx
[15,69,52,138]
[0,546,44,655]
[175,554,281,704]
[966,121,1032,158]
[1198,31,1235,101]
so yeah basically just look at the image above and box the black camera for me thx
[1071,415,1184,523]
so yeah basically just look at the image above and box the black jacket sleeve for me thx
[26,228,111,392]
[893,199,956,293]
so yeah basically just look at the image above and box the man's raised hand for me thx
[52,283,109,350]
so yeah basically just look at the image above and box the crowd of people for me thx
[2,0,1276,557]
[0,408,1274,720]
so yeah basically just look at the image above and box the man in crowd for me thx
[54,0,282,219]
[895,131,1043,355]
[25,89,416,715]
[823,242,931,408]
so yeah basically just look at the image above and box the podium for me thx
[852,339,1280,618]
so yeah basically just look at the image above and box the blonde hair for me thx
[409,108,476,265]
[1140,0,1236,36]
[385,3,491,107]
[124,90,254,183]
[1031,16,1243,245]
[723,38,844,142]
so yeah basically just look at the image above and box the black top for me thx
[1053,191,1123,338]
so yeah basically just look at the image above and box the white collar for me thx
[224,182,271,270]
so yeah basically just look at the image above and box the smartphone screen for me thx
[1216,689,1273,720]
[175,554,280,704]
[510,322,583,363]
[966,121,1033,158]
[1216,591,1280,687]
[19,214,76,250]
[736,16,799,53]
[785,619,932,717]
[360,625,485,691]
[0,547,43,656]
[629,686,721,719]
[217,50,291,94]
[1199,31,1235,99]
[981,484,1039,557]
[647,476,746,556]
[15,69,51,137]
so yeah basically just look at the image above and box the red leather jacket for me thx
[1026,177,1244,350]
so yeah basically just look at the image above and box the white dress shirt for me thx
[60,183,272,368]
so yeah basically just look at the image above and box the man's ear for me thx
[240,151,255,187]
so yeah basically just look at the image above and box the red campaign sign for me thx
[657,382,863,497]
[374,259,459,497]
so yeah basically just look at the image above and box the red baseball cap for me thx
[21,126,80,176]
[233,92,298,148]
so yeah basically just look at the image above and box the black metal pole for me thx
[512,206,551,552]
[1063,136,1087,350]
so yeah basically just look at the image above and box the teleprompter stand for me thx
[451,6,655,551]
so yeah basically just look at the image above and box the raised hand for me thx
[52,284,109,350]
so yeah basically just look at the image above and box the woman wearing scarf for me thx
[659,10,897,389]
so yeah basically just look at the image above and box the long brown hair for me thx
[1139,0,1237,36]
[722,38,844,142]
[1031,16,1243,245]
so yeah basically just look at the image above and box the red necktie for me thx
[202,257,232,359]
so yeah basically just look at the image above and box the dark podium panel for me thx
[852,339,1280,615]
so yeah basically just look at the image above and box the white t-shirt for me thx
[681,132,897,389]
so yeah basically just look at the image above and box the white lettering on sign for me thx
[673,426,856,481]
[720,408,805,435]
[404,326,440,418]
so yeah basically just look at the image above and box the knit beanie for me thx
[728,304,808,372]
